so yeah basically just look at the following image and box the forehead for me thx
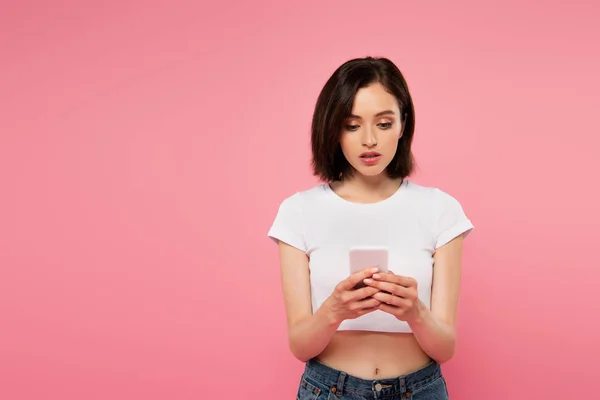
[350,83,399,116]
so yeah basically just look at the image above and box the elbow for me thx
[293,352,311,363]
[432,336,456,364]
[431,322,457,364]
[288,328,321,363]
[433,348,455,365]
[288,339,312,363]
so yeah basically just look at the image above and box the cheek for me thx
[385,126,402,146]
[384,134,401,151]
[339,135,355,153]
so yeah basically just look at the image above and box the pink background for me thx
[2,1,599,399]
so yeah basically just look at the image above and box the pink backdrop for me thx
[2,1,599,399]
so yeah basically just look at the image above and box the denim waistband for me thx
[303,358,442,399]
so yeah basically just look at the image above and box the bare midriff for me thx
[316,330,432,379]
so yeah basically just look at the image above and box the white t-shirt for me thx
[267,179,474,333]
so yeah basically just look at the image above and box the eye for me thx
[345,124,360,131]
[378,122,393,130]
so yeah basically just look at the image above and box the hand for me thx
[322,267,382,325]
[363,270,420,322]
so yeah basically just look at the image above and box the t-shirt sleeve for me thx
[267,193,307,252]
[433,188,474,249]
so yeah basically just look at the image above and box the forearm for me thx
[407,299,456,364]
[288,306,340,362]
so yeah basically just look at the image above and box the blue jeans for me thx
[297,358,449,400]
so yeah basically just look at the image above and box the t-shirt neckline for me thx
[324,179,409,206]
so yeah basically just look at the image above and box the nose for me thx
[361,126,377,147]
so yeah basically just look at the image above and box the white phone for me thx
[349,247,389,275]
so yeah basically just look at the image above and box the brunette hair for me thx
[310,56,416,182]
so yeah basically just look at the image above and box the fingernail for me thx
[371,267,379,273]
[373,274,380,279]
[364,278,373,284]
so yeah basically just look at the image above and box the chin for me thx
[356,166,388,177]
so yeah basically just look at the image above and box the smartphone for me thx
[349,247,388,289]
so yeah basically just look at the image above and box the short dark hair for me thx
[310,56,416,182]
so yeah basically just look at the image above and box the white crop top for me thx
[267,179,474,333]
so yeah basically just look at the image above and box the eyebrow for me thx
[347,110,396,119]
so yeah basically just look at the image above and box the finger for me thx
[378,303,398,315]
[372,292,407,307]
[342,267,380,290]
[373,273,416,288]
[350,285,380,301]
[358,305,380,316]
[354,297,381,310]
[364,279,410,297]
[352,299,381,314]
[367,281,417,301]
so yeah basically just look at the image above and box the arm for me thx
[278,241,340,362]
[278,241,382,362]
[407,235,464,364]
[366,235,464,364]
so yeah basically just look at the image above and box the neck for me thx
[342,174,401,192]
[330,174,404,203]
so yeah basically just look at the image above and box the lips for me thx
[359,152,382,166]
[360,152,381,159]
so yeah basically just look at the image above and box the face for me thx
[340,82,404,179]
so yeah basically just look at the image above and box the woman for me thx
[268,56,474,400]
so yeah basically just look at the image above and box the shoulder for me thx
[404,180,463,208]
[275,183,330,209]
[405,181,473,247]
[268,184,329,252]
